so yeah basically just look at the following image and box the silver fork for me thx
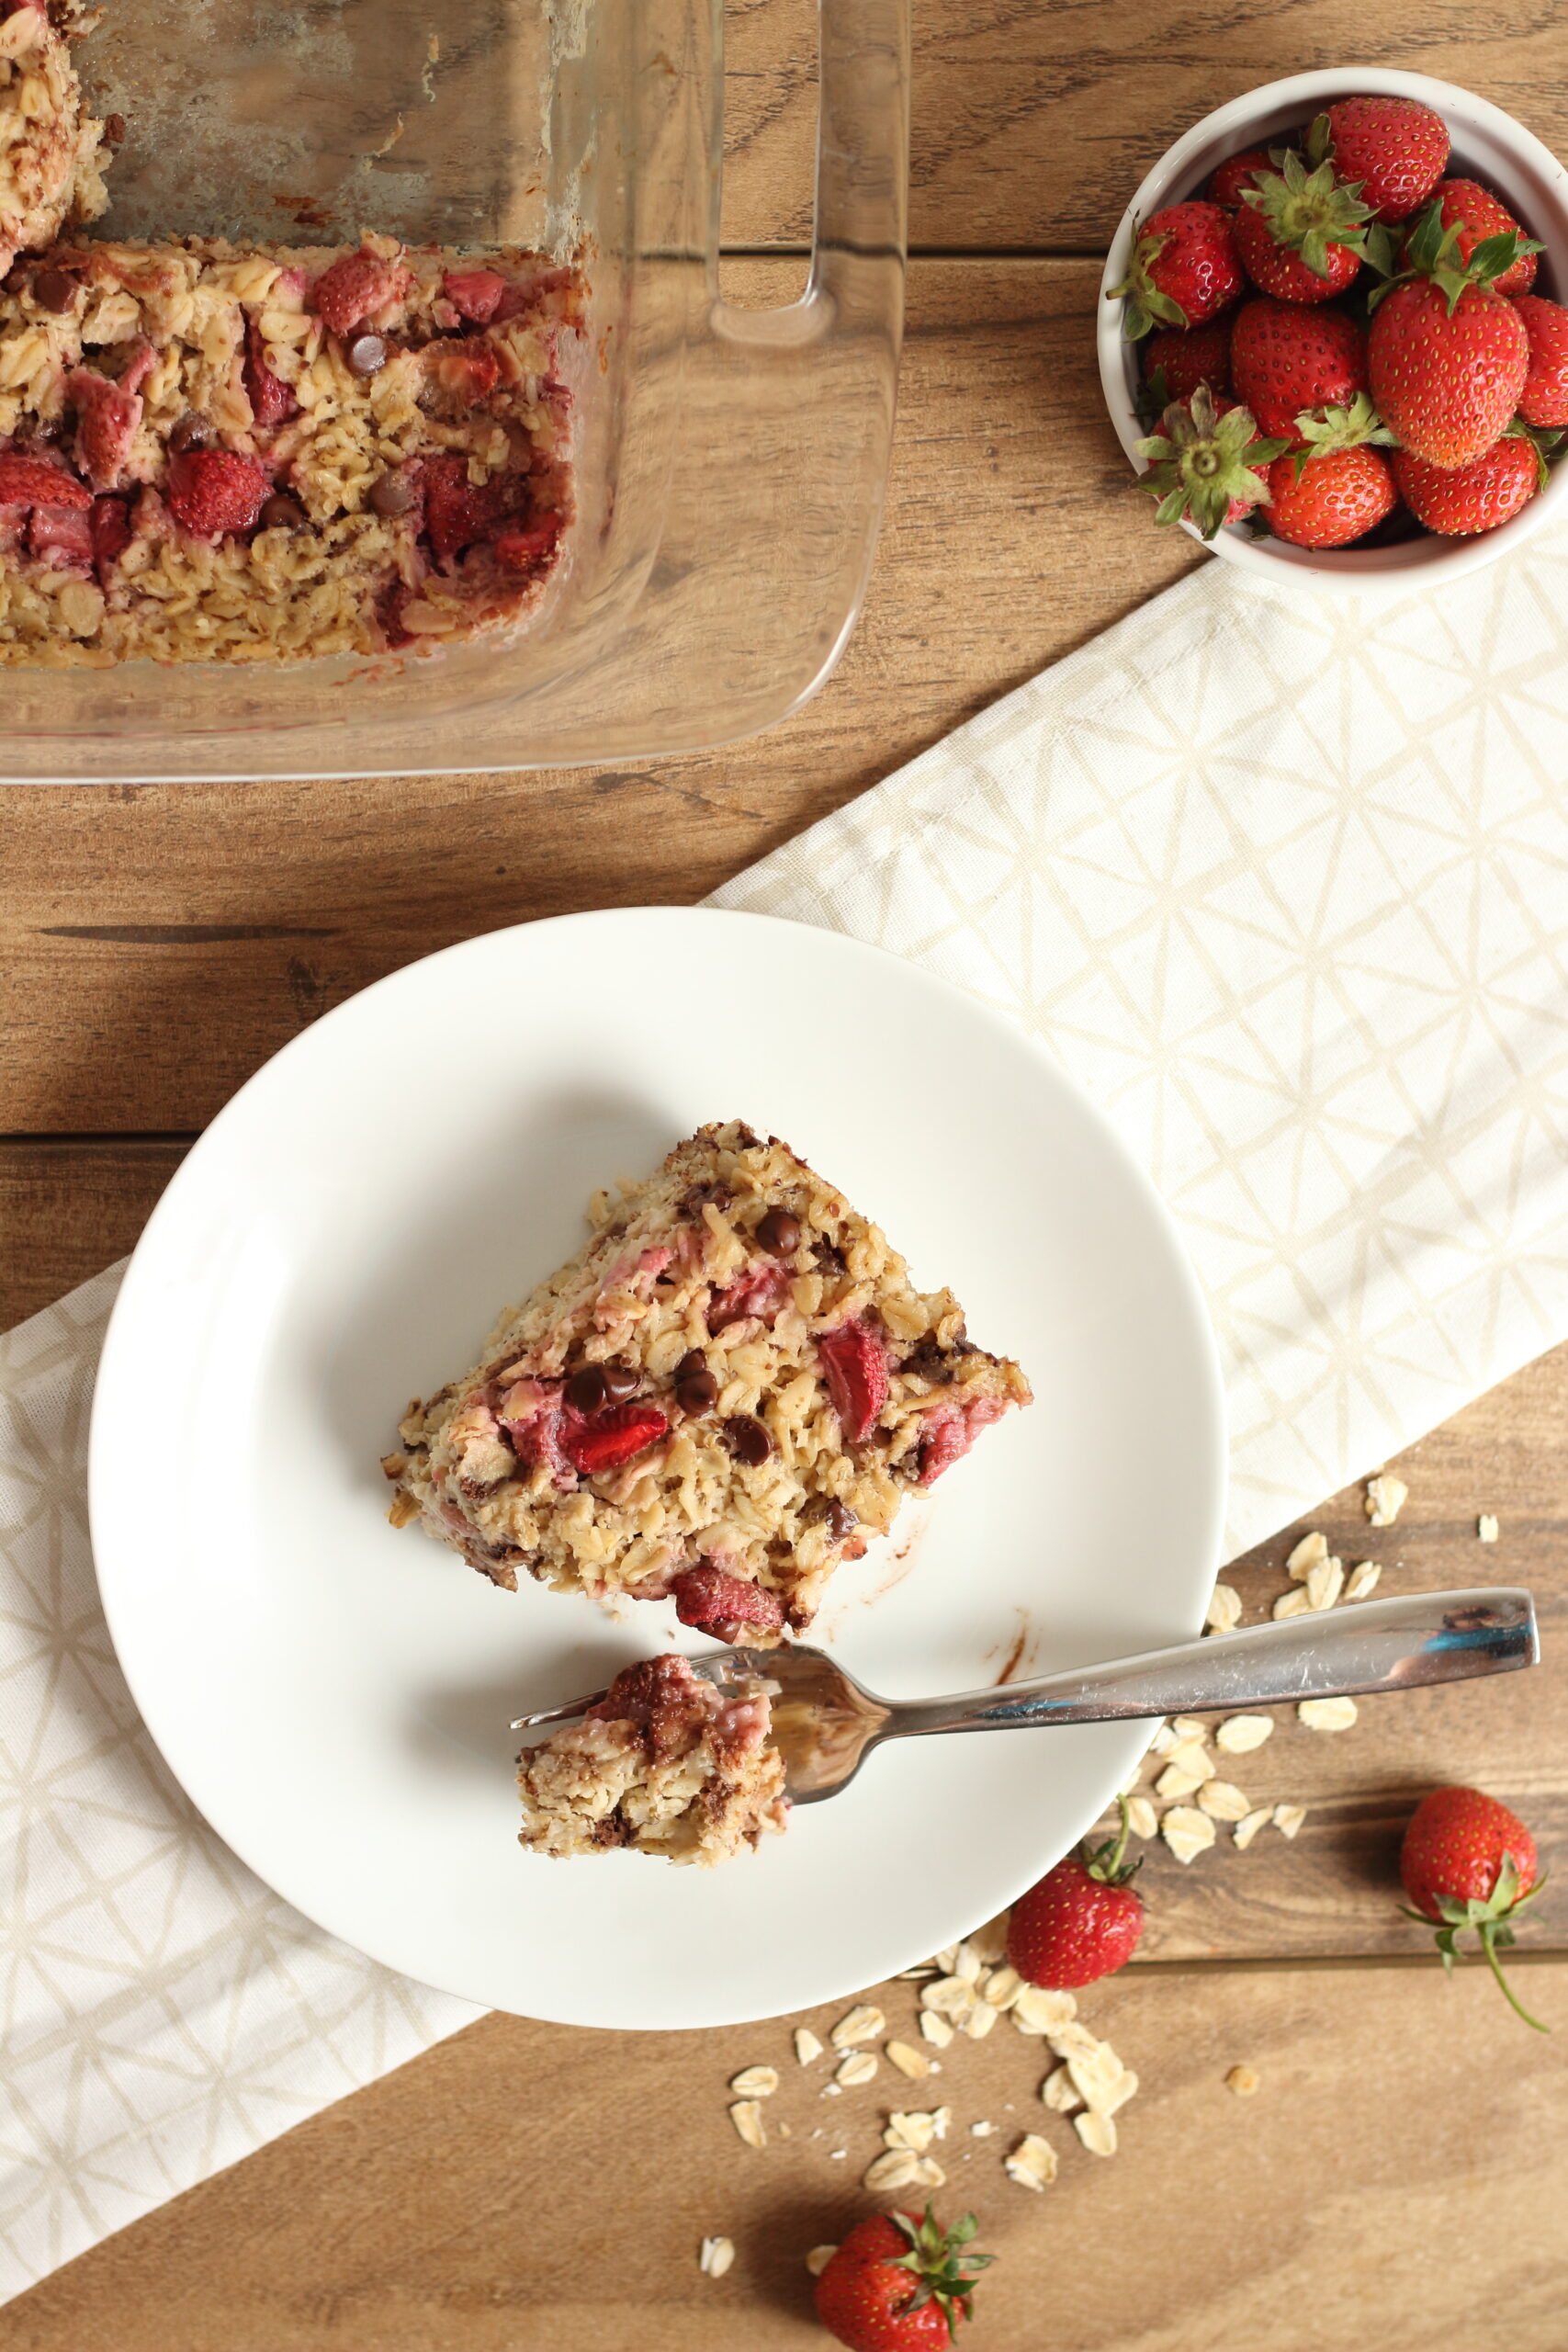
[513,1587,1539,1803]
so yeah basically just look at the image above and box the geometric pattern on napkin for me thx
[0,1267,478,2303]
[716,534,1568,1557]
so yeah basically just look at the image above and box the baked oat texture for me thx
[516,1654,788,1865]
[389,1120,1032,1640]
[0,4,581,663]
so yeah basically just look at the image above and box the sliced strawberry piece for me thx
[423,337,502,413]
[28,503,93,568]
[493,512,563,577]
[310,248,409,336]
[670,1564,785,1642]
[90,492,130,581]
[0,452,92,509]
[708,1261,792,1332]
[443,268,507,324]
[421,453,514,568]
[244,318,299,428]
[166,449,271,539]
[916,1392,1011,1485]
[65,367,143,493]
[817,1317,889,1444]
[496,1375,574,1488]
[561,1401,669,1476]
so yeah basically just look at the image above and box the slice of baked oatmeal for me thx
[516,1653,787,1864]
[388,1120,1032,1640]
[0,1,109,283]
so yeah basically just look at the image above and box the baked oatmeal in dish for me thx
[387,1121,1032,1641]
[516,1654,788,1865]
[0,0,109,282]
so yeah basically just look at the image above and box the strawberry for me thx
[1235,150,1376,303]
[65,366,142,492]
[27,502,93,567]
[310,247,408,336]
[1207,147,1276,209]
[442,267,507,324]
[1392,434,1545,535]
[492,511,563,576]
[1107,201,1245,339]
[815,2209,993,2352]
[423,336,502,412]
[1267,441,1396,546]
[1515,293,1568,426]
[420,454,516,567]
[165,449,271,538]
[1419,178,1540,298]
[1143,316,1233,405]
[1316,96,1449,222]
[669,1563,784,1641]
[243,318,299,427]
[90,492,130,580]
[0,452,91,508]
[559,1400,668,1476]
[1399,1785,1548,2030]
[817,1317,890,1444]
[1229,298,1367,438]
[1368,202,1532,467]
[1007,1796,1145,1989]
[1134,384,1292,540]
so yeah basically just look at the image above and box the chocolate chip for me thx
[168,414,209,454]
[676,1367,718,1416]
[756,1207,801,1255]
[345,333,387,376]
[600,1360,639,1404]
[33,268,75,314]
[567,1364,608,1413]
[369,469,415,517]
[825,1499,857,1541]
[674,1350,708,1382]
[259,492,305,530]
[724,1414,773,1466]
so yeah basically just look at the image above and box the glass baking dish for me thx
[6,0,908,780]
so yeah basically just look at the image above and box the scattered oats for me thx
[779,2123,792,2139]
[982,1965,1022,2008]
[1215,1713,1273,1755]
[1478,1514,1499,1544]
[1345,1560,1382,1600]
[1304,1556,1345,1611]
[806,2246,838,2278]
[836,2051,878,2088]
[1273,1589,1312,1620]
[829,2148,846,2159]
[1366,1475,1407,1527]
[1171,1715,1207,1740]
[1042,2064,1084,2114]
[863,2147,921,2193]
[699,2236,735,2278]
[1225,2064,1261,2098]
[728,2101,767,2150]
[919,2011,955,2049]
[1273,1804,1307,1840]
[1066,2044,1133,2115]
[820,2083,842,2098]
[1287,1531,1329,1577]
[914,2156,948,2189]
[970,2120,996,2138]
[932,1945,961,1973]
[1099,2068,1139,2117]
[1198,1779,1251,1823]
[1075,2109,1118,2156]
[920,1974,977,2020]
[1234,1806,1273,1850]
[885,2110,936,2153]
[1004,2132,1059,2190]
[961,1996,999,2041]
[1043,2019,1103,2065]
[729,2066,779,2099]
[1162,1805,1217,1865]
[1126,1795,1159,1839]
[1298,1696,1358,1733]
[1156,1758,1210,1800]
[897,1962,938,1979]
[1205,1582,1243,1633]
[886,2040,932,2081]
[952,1940,984,1984]
[1149,1720,1179,1755]
[831,2005,886,2049]
[1011,1984,1078,2036]
[794,2027,824,2066]
[1119,1762,1145,1796]
[967,1913,1011,1965]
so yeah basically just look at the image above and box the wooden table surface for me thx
[5,5,1567,2345]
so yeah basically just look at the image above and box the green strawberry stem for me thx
[1241,148,1375,279]
[1286,393,1398,482]
[1479,1920,1548,2033]
[1107,220,1189,341]
[1399,1850,1551,2031]
[1084,1792,1138,1884]
[888,2207,995,2345]
[1134,387,1292,542]
[1368,198,1546,316]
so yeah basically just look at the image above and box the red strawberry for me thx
[65,366,142,492]
[243,318,299,427]
[1420,178,1539,297]
[1143,316,1233,404]
[1317,96,1449,222]
[1207,147,1276,209]
[423,336,502,412]
[27,502,93,567]
[420,454,515,567]
[1107,201,1245,338]
[669,1563,784,1641]
[1392,435,1542,535]
[815,2209,994,2352]
[1008,1798,1145,1989]
[492,510,563,576]
[1369,202,1531,468]
[1229,298,1367,438]
[1267,442,1396,546]
[559,1401,669,1476]
[0,452,91,508]
[1515,293,1568,426]
[165,449,271,538]
[90,492,130,580]
[310,247,408,336]
[1235,150,1375,303]
[817,1317,890,1444]
[443,267,507,324]
[1134,384,1292,540]
[1399,1786,1547,2030]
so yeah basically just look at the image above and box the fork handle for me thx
[879,1588,1539,1743]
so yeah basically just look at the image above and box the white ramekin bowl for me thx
[1098,69,1568,594]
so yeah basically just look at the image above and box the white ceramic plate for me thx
[90,907,1225,2029]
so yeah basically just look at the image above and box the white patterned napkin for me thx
[6,536,1568,2302]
